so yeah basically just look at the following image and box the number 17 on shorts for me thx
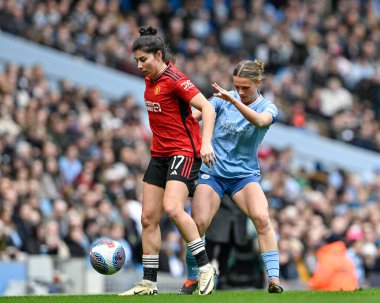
[167,155,201,180]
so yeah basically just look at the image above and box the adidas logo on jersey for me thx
[170,170,178,175]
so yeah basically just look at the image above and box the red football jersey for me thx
[144,62,202,158]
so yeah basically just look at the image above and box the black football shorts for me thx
[143,155,201,196]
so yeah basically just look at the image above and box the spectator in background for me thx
[40,157,64,201]
[119,200,141,263]
[58,144,83,185]
[64,215,87,257]
[319,78,353,118]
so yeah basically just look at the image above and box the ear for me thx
[257,79,261,87]
[155,50,163,61]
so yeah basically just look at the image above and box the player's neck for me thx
[244,92,260,105]
[150,62,168,80]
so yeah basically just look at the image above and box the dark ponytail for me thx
[132,26,174,63]
[139,27,157,36]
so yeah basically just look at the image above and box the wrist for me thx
[230,97,238,105]
[201,138,212,146]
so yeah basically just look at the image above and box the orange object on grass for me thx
[308,241,358,291]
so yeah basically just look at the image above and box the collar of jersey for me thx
[150,61,172,83]
[235,92,264,106]
[252,94,264,105]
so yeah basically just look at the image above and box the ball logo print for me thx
[90,239,126,275]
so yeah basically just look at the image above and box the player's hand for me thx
[212,82,234,103]
[200,143,216,168]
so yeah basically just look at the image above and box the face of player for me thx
[232,76,261,105]
[134,49,165,79]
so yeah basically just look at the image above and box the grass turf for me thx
[0,289,379,303]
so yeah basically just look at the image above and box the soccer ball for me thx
[90,238,126,275]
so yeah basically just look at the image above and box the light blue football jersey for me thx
[201,91,278,179]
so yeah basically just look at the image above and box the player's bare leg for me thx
[179,184,221,295]
[233,182,283,293]
[164,181,216,295]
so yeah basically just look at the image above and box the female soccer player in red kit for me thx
[119,26,217,296]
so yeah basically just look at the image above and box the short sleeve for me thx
[263,102,279,123]
[173,77,200,103]
[209,96,222,113]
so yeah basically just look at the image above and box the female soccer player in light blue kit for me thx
[179,59,283,294]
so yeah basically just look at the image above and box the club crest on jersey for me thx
[201,173,210,179]
[180,80,194,91]
[154,85,161,95]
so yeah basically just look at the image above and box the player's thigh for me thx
[166,155,202,197]
[143,157,167,189]
[142,184,165,227]
[232,182,269,220]
[163,180,189,213]
[163,156,201,214]
[141,157,168,223]
[192,184,221,233]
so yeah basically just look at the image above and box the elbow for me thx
[205,101,215,113]
[254,116,272,128]
[254,120,266,128]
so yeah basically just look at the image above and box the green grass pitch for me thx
[0,289,379,303]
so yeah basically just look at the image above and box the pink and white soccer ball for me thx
[90,238,126,275]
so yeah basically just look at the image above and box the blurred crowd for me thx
[1,0,380,151]
[0,62,148,264]
[1,0,380,291]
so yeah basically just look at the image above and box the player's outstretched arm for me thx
[212,82,273,128]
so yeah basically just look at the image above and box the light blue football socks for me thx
[261,250,280,281]
[186,243,280,283]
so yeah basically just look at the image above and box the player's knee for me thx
[163,202,181,221]
[253,213,271,233]
[141,212,159,229]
